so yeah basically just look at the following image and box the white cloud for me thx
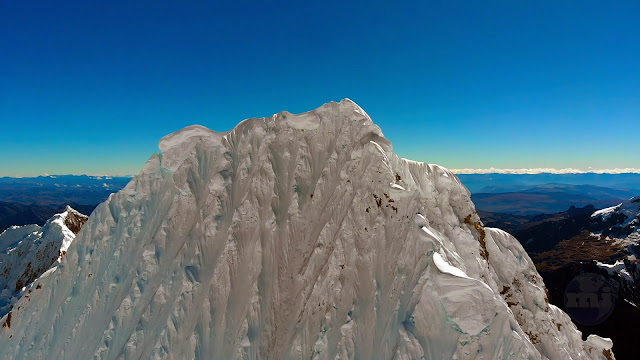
[450,168,640,174]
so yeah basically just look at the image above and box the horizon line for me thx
[0,174,134,179]
[3,168,640,178]
[450,168,640,175]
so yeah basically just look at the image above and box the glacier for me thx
[0,99,614,359]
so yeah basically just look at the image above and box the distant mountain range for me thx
[0,175,130,205]
[0,175,129,232]
[471,183,637,215]
[0,202,96,233]
[458,173,640,194]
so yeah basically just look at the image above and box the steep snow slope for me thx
[0,206,88,317]
[0,100,613,359]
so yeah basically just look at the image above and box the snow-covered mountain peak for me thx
[276,99,373,132]
[159,124,224,152]
[62,205,89,234]
[0,206,88,318]
[592,196,640,222]
[0,100,614,359]
[158,125,226,172]
[591,196,640,239]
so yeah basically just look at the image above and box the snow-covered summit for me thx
[0,100,613,359]
[0,206,88,318]
[591,196,640,231]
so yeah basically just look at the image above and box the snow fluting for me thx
[0,99,614,359]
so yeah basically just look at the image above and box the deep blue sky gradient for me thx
[1,0,638,176]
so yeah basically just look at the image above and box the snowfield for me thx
[591,196,640,229]
[0,100,613,359]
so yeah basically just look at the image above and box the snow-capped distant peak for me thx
[592,204,622,220]
[591,196,640,232]
[595,260,634,282]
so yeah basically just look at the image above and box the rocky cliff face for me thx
[0,100,613,359]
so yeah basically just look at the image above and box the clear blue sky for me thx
[1,0,638,176]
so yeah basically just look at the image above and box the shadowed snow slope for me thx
[0,100,613,359]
